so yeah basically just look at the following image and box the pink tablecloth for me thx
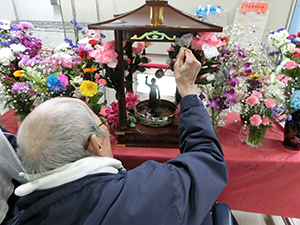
[3,110,300,218]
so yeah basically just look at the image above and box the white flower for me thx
[202,73,215,81]
[175,33,193,47]
[0,47,15,65]
[0,19,11,30]
[78,38,90,45]
[54,43,73,54]
[276,57,291,73]
[71,76,83,84]
[202,44,219,59]
[10,43,26,53]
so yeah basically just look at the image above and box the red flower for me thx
[297,32,300,38]
[287,34,296,39]
[1,77,13,84]
[294,53,300,58]
[219,36,229,42]
[78,50,88,59]
[88,39,98,46]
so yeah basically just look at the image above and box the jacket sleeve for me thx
[165,94,228,224]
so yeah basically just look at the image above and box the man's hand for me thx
[174,47,201,98]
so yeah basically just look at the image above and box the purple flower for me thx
[237,52,246,59]
[11,82,35,96]
[268,50,280,55]
[223,89,237,104]
[243,62,252,69]
[207,99,220,111]
[70,19,78,25]
[46,73,68,93]
[64,38,73,46]
[73,44,94,53]
[17,21,34,30]
[230,65,236,71]
[199,92,205,100]
[270,28,284,34]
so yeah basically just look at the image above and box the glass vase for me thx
[240,125,267,148]
[282,110,300,151]
[218,110,228,127]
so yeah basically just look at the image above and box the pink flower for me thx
[102,41,115,50]
[264,98,276,108]
[250,114,262,127]
[90,48,118,68]
[105,102,120,129]
[290,48,300,53]
[246,95,259,106]
[198,32,214,39]
[98,78,107,86]
[167,46,174,52]
[84,29,102,40]
[58,73,69,87]
[125,92,140,110]
[235,90,247,101]
[190,37,205,51]
[144,42,153,48]
[276,74,291,84]
[252,90,262,98]
[132,42,145,55]
[62,58,73,68]
[285,60,298,70]
[125,57,131,64]
[262,117,272,126]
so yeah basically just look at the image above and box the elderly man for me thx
[7,47,228,225]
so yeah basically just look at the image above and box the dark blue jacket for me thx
[7,95,228,225]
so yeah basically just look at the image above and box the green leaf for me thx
[198,67,218,75]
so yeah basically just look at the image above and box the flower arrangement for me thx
[271,29,300,114]
[167,27,265,134]
[0,19,151,122]
[236,70,287,146]
[0,20,42,120]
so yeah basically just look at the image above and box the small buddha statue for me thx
[145,76,160,117]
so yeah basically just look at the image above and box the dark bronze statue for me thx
[145,76,160,117]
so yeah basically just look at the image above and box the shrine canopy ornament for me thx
[88,0,223,42]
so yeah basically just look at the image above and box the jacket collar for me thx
[15,156,123,197]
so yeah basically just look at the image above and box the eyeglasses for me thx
[84,115,108,150]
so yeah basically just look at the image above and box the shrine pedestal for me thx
[115,123,179,148]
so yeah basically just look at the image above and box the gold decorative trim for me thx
[130,31,176,41]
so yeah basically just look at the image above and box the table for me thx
[2,110,300,219]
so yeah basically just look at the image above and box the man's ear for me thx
[88,134,102,156]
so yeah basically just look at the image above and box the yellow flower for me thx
[248,73,261,79]
[84,68,98,73]
[13,70,24,78]
[80,80,98,97]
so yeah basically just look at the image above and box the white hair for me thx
[17,98,108,174]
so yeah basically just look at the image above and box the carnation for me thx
[0,47,16,65]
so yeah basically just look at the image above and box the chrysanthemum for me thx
[80,80,98,97]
